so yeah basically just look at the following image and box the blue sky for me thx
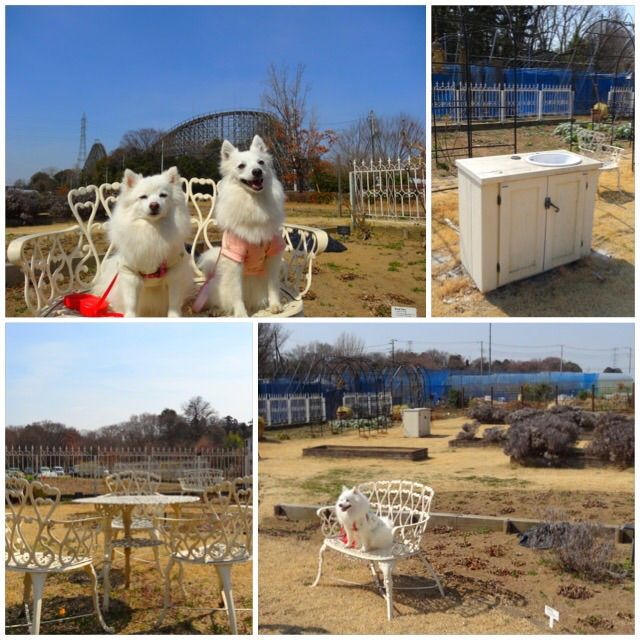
[5,5,426,183]
[281,322,635,374]
[5,323,253,430]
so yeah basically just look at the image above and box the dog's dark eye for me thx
[159,193,168,198]
[258,160,265,166]
[238,163,246,170]
[139,195,148,200]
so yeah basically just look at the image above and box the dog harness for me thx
[119,251,187,286]
[220,230,286,276]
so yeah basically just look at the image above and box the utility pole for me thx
[368,110,377,162]
[488,324,492,375]
[337,154,343,218]
[390,339,396,364]
[480,341,484,376]
[628,347,633,375]
[560,345,564,373]
[613,347,618,368]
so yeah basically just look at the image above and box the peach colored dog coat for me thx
[220,230,285,276]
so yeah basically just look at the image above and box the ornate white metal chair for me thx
[5,476,113,634]
[577,128,624,192]
[178,468,225,497]
[6,177,328,317]
[155,476,252,634]
[104,471,163,573]
[312,480,444,621]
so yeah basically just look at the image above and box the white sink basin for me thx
[525,152,582,167]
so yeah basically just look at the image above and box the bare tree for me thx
[335,113,425,163]
[120,128,164,153]
[333,332,366,358]
[258,323,291,378]
[261,64,335,191]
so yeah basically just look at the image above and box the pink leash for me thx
[192,250,222,313]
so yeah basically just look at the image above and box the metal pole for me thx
[337,154,343,217]
[368,110,376,162]
[560,345,564,373]
[488,324,492,375]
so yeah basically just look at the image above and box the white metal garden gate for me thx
[349,157,426,220]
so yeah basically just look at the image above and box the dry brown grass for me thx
[258,418,634,634]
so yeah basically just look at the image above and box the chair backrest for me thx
[357,480,434,526]
[105,470,161,495]
[178,468,225,492]
[5,476,99,569]
[157,476,252,563]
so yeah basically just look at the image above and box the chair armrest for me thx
[316,505,341,538]
[280,223,329,300]
[390,513,429,553]
[7,223,103,315]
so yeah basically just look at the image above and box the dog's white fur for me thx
[197,135,285,317]
[336,486,394,552]
[93,166,194,317]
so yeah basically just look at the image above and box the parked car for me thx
[39,466,56,478]
[52,466,65,476]
[24,466,34,475]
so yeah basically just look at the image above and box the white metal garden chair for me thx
[5,476,113,634]
[105,470,163,573]
[6,177,328,317]
[178,468,225,497]
[154,476,252,634]
[577,128,624,192]
[312,480,444,621]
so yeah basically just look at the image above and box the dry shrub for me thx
[555,523,615,581]
[504,414,579,464]
[557,583,593,600]
[586,413,634,467]
[455,421,479,440]
[468,401,508,424]
[482,426,507,444]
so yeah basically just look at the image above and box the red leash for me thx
[63,272,123,317]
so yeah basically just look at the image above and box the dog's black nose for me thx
[149,202,160,214]
[252,168,263,178]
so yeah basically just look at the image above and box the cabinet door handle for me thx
[544,196,560,212]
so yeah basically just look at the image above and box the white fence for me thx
[433,82,574,122]
[342,392,393,417]
[349,157,426,220]
[259,394,326,427]
[607,88,634,116]
[5,444,251,487]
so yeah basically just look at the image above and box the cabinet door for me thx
[543,172,587,271]
[498,177,547,287]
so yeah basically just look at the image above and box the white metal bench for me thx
[577,128,624,192]
[6,177,329,317]
[312,480,444,621]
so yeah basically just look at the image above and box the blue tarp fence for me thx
[433,64,633,116]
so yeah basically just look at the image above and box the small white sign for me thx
[391,306,417,318]
[544,605,560,628]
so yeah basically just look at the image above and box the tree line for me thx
[258,325,591,380]
[17,63,424,195]
[6,396,250,450]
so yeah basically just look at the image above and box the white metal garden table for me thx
[73,493,199,611]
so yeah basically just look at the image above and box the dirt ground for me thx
[5,203,426,318]
[258,417,634,634]
[5,502,252,635]
[431,122,634,317]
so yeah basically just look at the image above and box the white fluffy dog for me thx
[93,166,194,317]
[196,135,285,317]
[336,486,394,552]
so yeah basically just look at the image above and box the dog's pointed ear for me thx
[221,140,236,160]
[122,169,141,190]
[163,166,180,184]
[341,485,349,493]
[351,486,357,493]
[250,135,268,154]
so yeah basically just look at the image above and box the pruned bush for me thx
[504,414,579,464]
[482,426,507,444]
[555,522,616,581]
[507,407,540,425]
[455,421,479,441]
[586,413,634,467]
[467,401,507,424]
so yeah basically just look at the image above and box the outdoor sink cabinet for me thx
[456,150,602,292]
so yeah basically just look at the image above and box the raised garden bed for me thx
[510,449,608,469]
[302,444,428,461]
[449,438,499,448]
